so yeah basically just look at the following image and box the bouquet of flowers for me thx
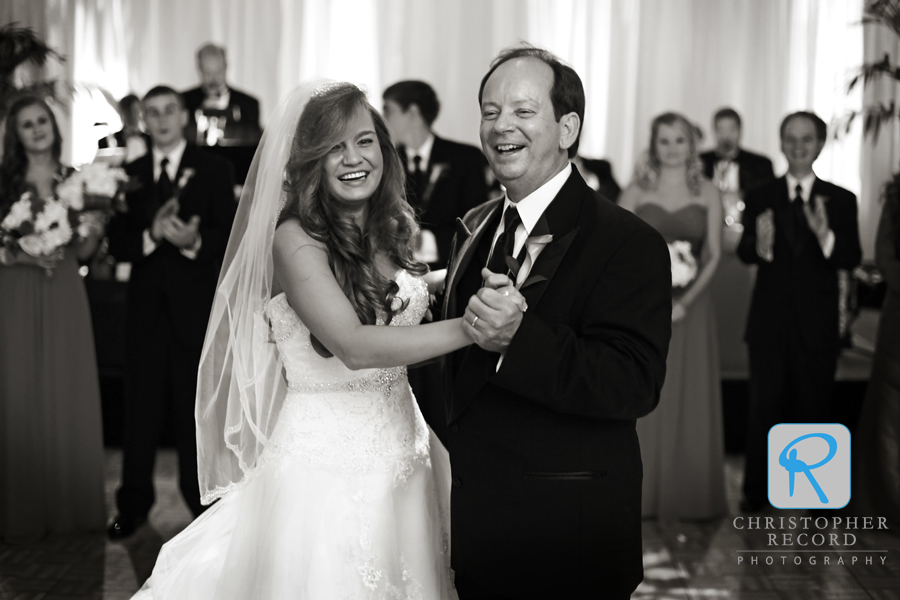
[1,191,73,258]
[668,240,698,289]
[0,163,130,271]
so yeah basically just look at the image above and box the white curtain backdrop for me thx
[6,0,882,255]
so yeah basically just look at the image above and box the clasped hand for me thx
[463,268,527,353]
[756,198,831,262]
[152,198,200,248]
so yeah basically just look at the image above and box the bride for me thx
[133,81,522,599]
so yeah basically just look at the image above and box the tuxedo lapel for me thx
[442,200,503,319]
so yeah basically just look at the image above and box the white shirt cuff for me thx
[821,229,835,259]
[179,233,202,260]
[142,229,159,256]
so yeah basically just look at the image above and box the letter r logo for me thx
[768,424,851,509]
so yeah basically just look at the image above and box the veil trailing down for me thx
[132,81,457,599]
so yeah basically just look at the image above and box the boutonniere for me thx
[428,163,449,186]
[504,233,554,291]
[175,168,196,196]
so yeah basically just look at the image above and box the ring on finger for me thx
[471,315,479,328]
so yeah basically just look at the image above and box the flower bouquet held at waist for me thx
[0,163,130,275]
[668,240,698,290]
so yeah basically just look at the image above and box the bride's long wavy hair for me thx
[278,84,426,327]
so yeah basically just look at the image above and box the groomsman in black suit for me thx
[382,80,491,269]
[442,47,672,598]
[700,107,775,193]
[183,43,261,144]
[382,80,491,442]
[106,86,236,538]
[737,111,861,512]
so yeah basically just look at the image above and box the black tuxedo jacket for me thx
[182,86,262,139]
[107,145,236,348]
[700,148,775,192]
[399,135,489,268]
[441,168,672,597]
[737,176,861,354]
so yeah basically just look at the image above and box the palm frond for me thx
[861,0,900,39]
[840,102,900,143]
[0,23,65,77]
[847,54,900,92]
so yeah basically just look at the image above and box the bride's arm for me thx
[273,220,471,370]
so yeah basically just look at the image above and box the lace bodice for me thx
[265,269,429,392]
[259,269,432,486]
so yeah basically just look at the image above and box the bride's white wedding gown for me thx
[134,270,457,599]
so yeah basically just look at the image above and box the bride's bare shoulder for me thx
[274,219,327,257]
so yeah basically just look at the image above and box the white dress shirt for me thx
[785,172,834,258]
[405,133,435,173]
[143,139,202,259]
[490,162,571,370]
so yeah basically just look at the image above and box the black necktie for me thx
[412,155,426,197]
[789,183,807,246]
[486,204,522,277]
[158,157,173,203]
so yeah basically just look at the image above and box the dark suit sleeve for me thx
[107,164,152,263]
[737,187,765,265]
[490,226,672,420]
[828,190,862,271]
[197,159,236,263]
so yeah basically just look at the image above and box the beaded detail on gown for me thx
[634,203,727,521]
[133,270,457,599]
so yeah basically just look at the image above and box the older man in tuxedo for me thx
[737,111,862,512]
[183,43,261,144]
[441,47,672,599]
[106,86,236,538]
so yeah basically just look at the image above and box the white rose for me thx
[56,174,84,210]
[19,233,50,256]
[1,196,34,230]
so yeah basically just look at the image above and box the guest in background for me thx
[701,107,776,381]
[737,111,862,512]
[620,112,726,521]
[183,43,261,145]
[97,93,150,164]
[382,80,490,442]
[700,108,775,195]
[573,155,621,202]
[0,96,107,541]
[106,86,236,539]
[852,179,900,525]
[382,80,490,269]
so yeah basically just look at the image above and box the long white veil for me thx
[195,80,329,505]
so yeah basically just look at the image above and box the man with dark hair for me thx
[700,107,776,380]
[382,80,490,268]
[701,107,775,193]
[737,110,861,512]
[182,43,261,144]
[382,80,491,446]
[441,45,672,598]
[106,85,236,539]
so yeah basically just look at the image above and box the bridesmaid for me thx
[620,112,726,521]
[0,96,106,541]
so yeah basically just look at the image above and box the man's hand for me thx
[756,208,774,262]
[161,215,201,248]
[151,198,179,242]
[803,195,831,245]
[464,268,527,353]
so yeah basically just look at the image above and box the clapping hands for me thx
[463,268,528,353]
[803,195,831,244]
[756,209,774,262]
[152,198,201,249]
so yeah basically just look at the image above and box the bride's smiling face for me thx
[323,107,384,205]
